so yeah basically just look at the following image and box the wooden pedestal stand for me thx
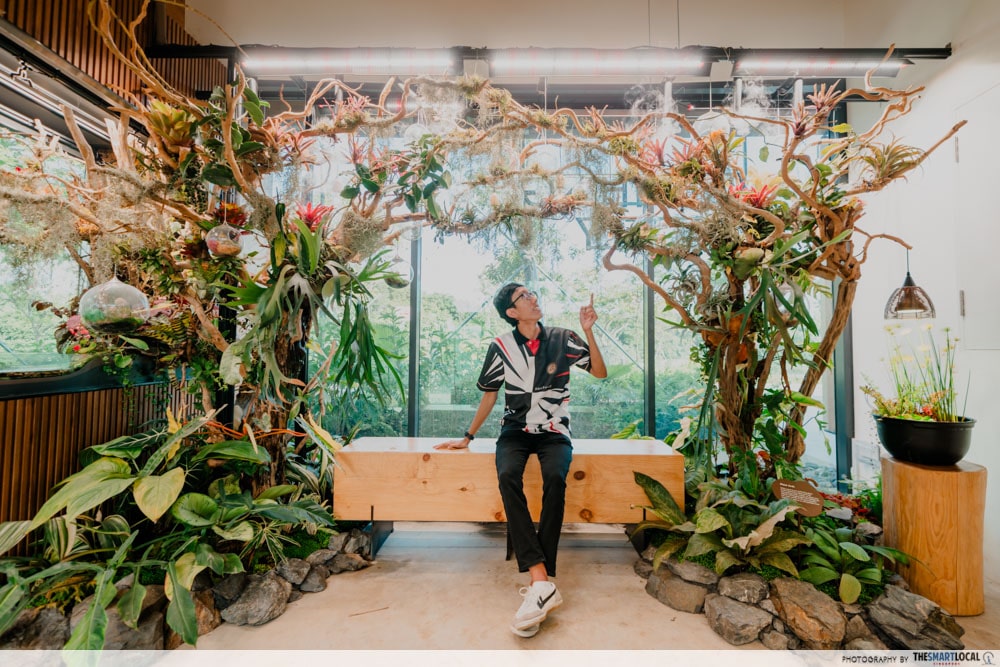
[882,456,987,616]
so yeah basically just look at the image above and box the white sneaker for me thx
[512,581,562,631]
[510,623,540,638]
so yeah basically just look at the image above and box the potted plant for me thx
[861,324,975,466]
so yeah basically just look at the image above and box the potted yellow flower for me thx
[861,325,975,466]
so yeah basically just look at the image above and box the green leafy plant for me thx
[677,479,810,576]
[796,522,908,604]
[861,324,969,422]
[0,410,336,648]
[631,472,810,576]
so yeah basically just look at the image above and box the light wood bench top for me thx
[333,436,684,524]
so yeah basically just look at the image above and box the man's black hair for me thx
[494,282,523,327]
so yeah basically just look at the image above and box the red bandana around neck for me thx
[525,339,541,355]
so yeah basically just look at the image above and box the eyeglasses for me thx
[510,290,536,307]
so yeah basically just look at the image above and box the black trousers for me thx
[495,430,573,577]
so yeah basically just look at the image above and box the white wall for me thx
[184,0,997,579]
[847,0,1000,578]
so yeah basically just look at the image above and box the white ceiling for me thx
[185,0,971,51]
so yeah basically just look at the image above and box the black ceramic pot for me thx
[873,414,976,466]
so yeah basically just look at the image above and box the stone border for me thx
[635,548,967,650]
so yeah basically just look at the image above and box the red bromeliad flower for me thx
[295,202,336,231]
[729,182,779,210]
[211,202,248,227]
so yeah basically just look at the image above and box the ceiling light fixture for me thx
[733,49,915,78]
[242,48,458,76]
[884,249,936,319]
[489,47,714,77]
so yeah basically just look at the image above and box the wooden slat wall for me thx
[0,0,226,99]
[0,383,189,527]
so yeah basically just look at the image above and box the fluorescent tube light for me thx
[242,48,457,76]
[490,48,711,77]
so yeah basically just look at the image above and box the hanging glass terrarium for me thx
[78,276,150,333]
[205,222,243,257]
[384,245,413,289]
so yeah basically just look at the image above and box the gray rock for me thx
[886,573,909,591]
[842,603,863,616]
[825,507,853,521]
[192,569,214,592]
[305,549,338,566]
[703,593,772,645]
[328,531,351,553]
[718,573,768,604]
[634,559,654,579]
[761,629,790,650]
[867,585,965,650]
[772,618,785,633]
[640,544,657,562]
[343,528,372,559]
[287,590,304,603]
[845,637,889,650]
[213,572,248,610]
[665,558,719,586]
[759,598,777,615]
[0,608,69,649]
[645,567,709,614]
[844,615,874,645]
[68,581,168,650]
[855,522,882,538]
[770,577,847,649]
[300,565,329,592]
[328,553,370,573]
[276,558,311,586]
[219,572,291,626]
[102,608,164,650]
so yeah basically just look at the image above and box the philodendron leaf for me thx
[212,521,254,542]
[64,568,118,650]
[723,505,797,552]
[117,581,147,630]
[839,572,863,604]
[30,457,134,531]
[133,468,186,522]
[171,493,222,527]
[191,440,270,465]
[165,561,198,646]
[195,542,245,575]
[166,553,206,597]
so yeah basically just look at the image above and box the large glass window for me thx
[0,135,81,374]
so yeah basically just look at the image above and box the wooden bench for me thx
[332,436,685,555]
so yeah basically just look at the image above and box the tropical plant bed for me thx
[0,527,374,650]
[635,552,967,650]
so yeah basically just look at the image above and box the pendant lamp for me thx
[884,250,935,319]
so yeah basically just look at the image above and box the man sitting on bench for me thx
[436,283,606,638]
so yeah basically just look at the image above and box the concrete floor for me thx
[191,522,1000,651]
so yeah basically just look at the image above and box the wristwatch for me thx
[464,430,475,441]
